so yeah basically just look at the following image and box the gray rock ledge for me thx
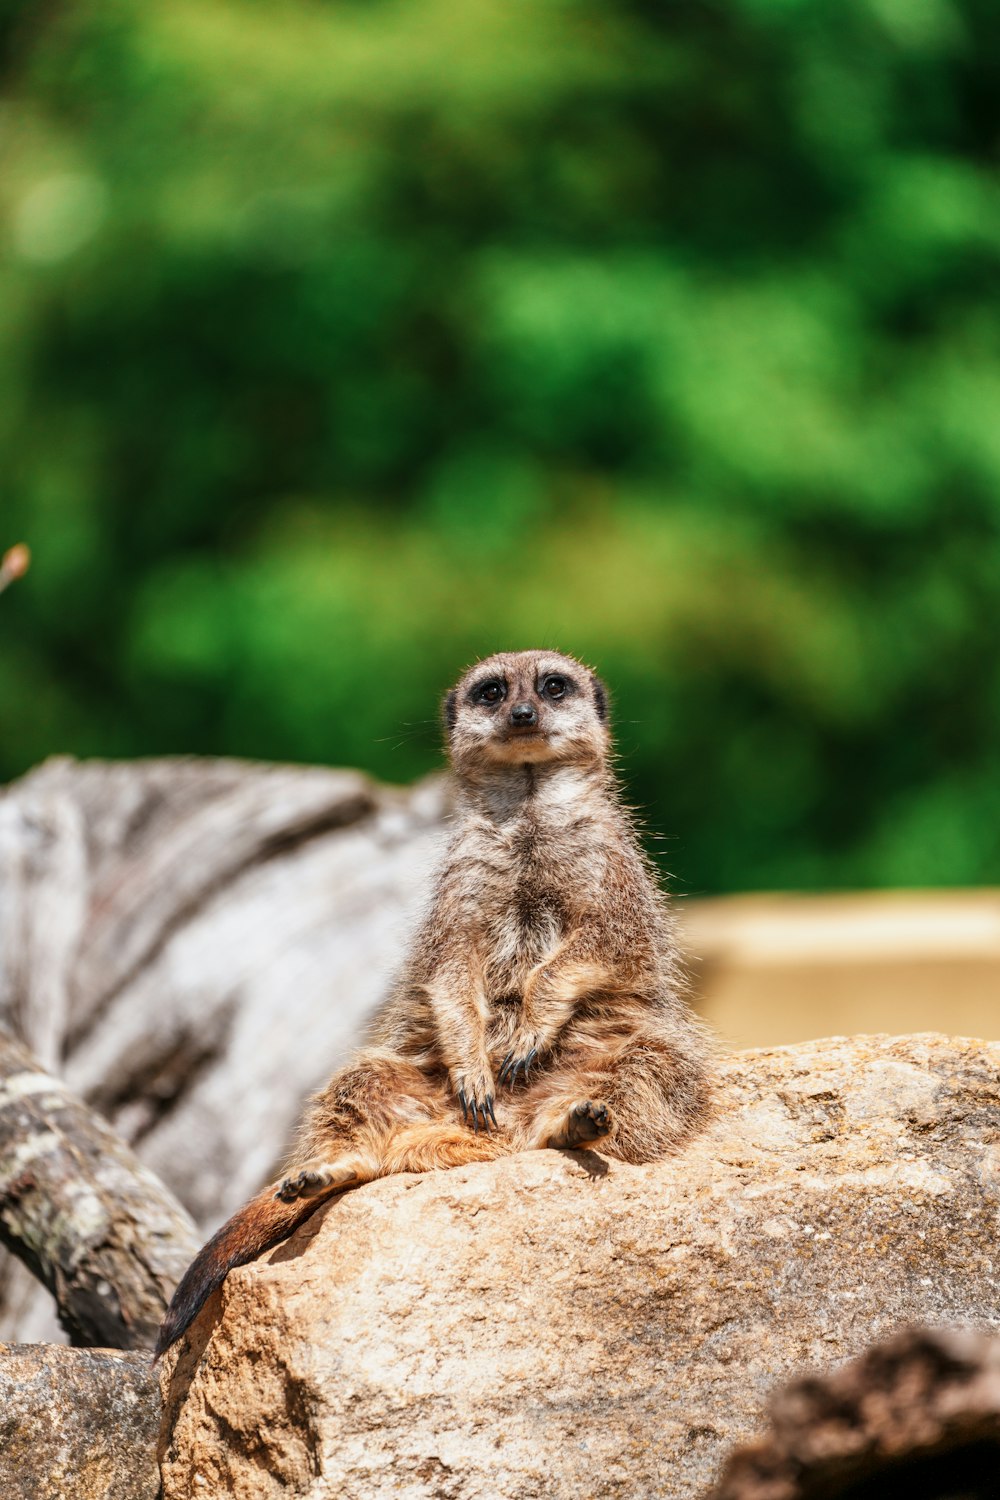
[0,1343,159,1500]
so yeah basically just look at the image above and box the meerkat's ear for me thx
[442,689,458,735]
[590,673,609,723]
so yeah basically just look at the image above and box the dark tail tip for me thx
[154,1240,229,1360]
[153,1186,329,1360]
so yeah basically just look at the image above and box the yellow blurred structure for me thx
[683,890,1000,1050]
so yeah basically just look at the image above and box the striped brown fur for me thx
[156,650,712,1358]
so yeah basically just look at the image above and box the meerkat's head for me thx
[442,650,610,777]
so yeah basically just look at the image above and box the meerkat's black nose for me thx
[510,702,538,727]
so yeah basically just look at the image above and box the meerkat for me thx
[155,649,711,1358]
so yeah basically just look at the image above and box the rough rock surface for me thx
[0,1343,159,1499]
[160,1033,1000,1500]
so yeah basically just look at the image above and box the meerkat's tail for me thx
[154,1184,329,1360]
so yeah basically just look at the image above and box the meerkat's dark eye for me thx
[541,674,570,700]
[475,679,505,705]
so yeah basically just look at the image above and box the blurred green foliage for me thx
[1,0,998,892]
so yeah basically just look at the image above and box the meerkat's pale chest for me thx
[472,825,603,995]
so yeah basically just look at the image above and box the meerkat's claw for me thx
[458,1087,497,1133]
[499,1046,539,1086]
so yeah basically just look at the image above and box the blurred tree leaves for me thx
[0,0,998,892]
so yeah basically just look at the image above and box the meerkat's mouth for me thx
[499,727,551,747]
[488,733,566,766]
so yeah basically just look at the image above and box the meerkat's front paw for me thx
[562,1100,612,1148]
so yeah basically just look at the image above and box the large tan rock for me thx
[160,1033,1000,1499]
[0,1344,159,1499]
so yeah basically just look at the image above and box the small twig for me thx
[0,543,30,597]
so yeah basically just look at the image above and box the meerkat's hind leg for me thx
[275,1158,365,1203]
[382,1119,508,1174]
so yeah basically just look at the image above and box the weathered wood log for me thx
[709,1326,1000,1499]
[0,1028,199,1347]
[0,755,451,1339]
